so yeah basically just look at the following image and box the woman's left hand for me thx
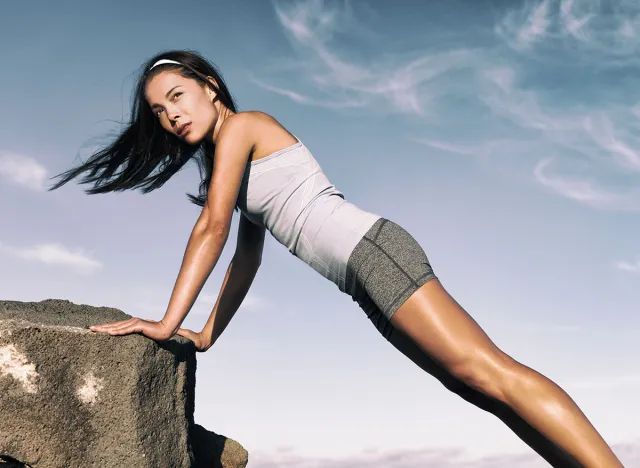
[90,318,173,342]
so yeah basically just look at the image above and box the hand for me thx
[90,318,173,342]
[175,328,211,352]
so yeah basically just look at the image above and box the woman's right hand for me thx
[176,328,211,352]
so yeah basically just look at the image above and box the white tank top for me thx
[235,137,381,292]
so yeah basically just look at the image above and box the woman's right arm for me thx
[184,213,265,351]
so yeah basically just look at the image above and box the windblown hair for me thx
[48,50,238,207]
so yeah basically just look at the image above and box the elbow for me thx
[234,250,262,272]
[244,255,262,272]
[199,206,231,238]
[202,218,230,239]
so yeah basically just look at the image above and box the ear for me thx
[206,76,219,100]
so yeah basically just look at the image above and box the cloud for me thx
[583,112,640,172]
[249,441,640,467]
[411,138,528,160]
[478,66,580,133]
[515,0,553,48]
[250,78,368,109]
[495,0,554,51]
[474,62,640,210]
[496,0,640,64]
[0,241,102,273]
[614,257,640,273]
[532,159,640,210]
[261,0,478,116]
[262,1,640,212]
[0,153,48,191]
[411,139,481,157]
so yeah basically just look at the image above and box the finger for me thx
[105,323,142,336]
[176,328,197,340]
[92,320,142,336]
[108,320,141,332]
[90,319,135,332]
[176,329,204,349]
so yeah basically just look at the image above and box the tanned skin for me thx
[90,69,623,468]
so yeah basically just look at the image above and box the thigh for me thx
[391,279,511,377]
[345,218,437,339]
[345,218,507,372]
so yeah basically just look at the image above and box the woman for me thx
[49,50,622,467]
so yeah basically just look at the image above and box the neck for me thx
[210,104,235,144]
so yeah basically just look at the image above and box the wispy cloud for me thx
[250,441,639,467]
[410,138,525,160]
[614,257,640,273]
[411,139,481,157]
[496,0,640,64]
[0,241,102,273]
[478,66,580,133]
[262,1,640,212]
[583,112,640,172]
[477,62,640,210]
[250,78,368,109]
[0,153,48,191]
[514,0,553,49]
[496,0,554,51]
[261,0,477,116]
[532,159,640,210]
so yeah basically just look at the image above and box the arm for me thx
[89,115,256,342]
[196,213,265,350]
[159,115,255,338]
[158,209,229,338]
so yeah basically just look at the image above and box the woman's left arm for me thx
[90,114,255,341]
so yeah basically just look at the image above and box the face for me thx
[145,71,218,144]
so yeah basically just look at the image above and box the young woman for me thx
[49,50,623,467]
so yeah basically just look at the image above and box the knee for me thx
[446,351,519,403]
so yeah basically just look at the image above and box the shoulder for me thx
[218,110,302,159]
[214,112,259,157]
[216,112,253,141]
[216,111,277,145]
[216,111,288,151]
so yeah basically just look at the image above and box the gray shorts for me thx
[345,218,437,339]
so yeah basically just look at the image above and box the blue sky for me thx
[1,0,639,466]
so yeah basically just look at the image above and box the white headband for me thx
[148,59,183,71]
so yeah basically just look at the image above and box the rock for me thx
[0,299,248,468]
[0,456,26,467]
[192,425,249,468]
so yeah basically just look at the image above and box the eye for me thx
[172,92,182,101]
[155,108,164,117]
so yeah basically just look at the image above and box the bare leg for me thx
[388,279,622,468]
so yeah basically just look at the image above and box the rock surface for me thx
[0,299,248,468]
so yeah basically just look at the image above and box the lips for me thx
[177,123,191,136]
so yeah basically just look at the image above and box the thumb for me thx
[176,328,198,341]
[176,328,209,352]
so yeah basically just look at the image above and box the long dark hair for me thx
[48,50,238,207]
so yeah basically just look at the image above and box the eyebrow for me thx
[150,85,181,109]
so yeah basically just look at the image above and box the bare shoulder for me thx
[216,112,253,142]
[234,111,299,162]
[212,112,255,162]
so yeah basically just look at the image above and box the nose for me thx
[166,105,181,124]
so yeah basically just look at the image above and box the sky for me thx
[1,0,639,466]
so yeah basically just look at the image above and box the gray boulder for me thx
[0,299,248,468]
